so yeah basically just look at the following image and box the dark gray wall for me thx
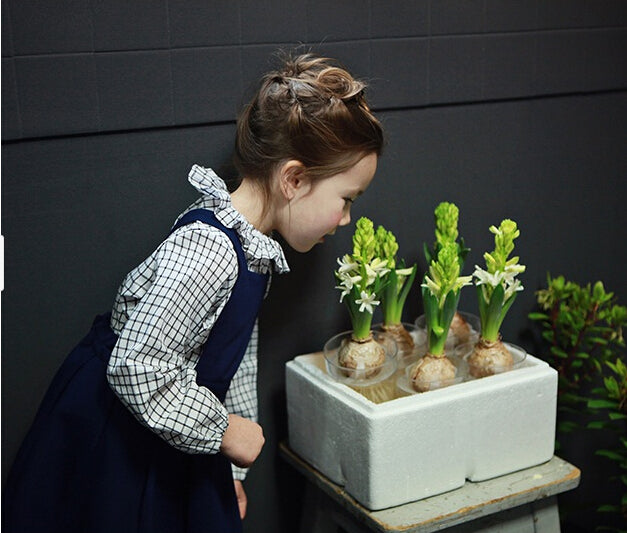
[3,2,627,532]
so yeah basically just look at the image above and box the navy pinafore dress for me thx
[3,209,268,533]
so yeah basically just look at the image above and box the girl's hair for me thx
[234,52,384,200]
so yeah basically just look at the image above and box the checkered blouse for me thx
[107,165,289,479]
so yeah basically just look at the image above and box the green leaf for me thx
[477,285,488,330]
[604,376,620,396]
[432,324,444,336]
[441,289,460,333]
[609,413,627,420]
[596,450,624,461]
[588,399,620,409]
[597,504,621,513]
[587,421,609,429]
[396,264,418,315]
[557,420,579,433]
[423,242,433,265]
[550,346,568,359]
[528,312,549,321]
[487,283,505,321]
[422,285,439,329]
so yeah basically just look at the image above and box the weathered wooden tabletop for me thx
[280,442,580,533]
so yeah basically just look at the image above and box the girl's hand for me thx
[220,414,265,468]
[234,480,247,519]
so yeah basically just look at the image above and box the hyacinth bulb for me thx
[410,354,456,392]
[337,334,386,378]
[467,337,513,378]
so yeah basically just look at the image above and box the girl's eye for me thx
[343,197,354,205]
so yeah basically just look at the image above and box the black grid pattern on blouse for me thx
[107,167,288,472]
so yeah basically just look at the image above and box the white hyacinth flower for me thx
[364,258,390,285]
[336,254,359,274]
[335,271,362,302]
[503,277,524,300]
[355,290,380,314]
[473,265,505,288]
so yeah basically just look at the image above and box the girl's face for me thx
[279,153,378,253]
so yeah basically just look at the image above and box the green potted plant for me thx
[374,224,418,359]
[330,217,394,379]
[468,219,526,378]
[588,358,627,527]
[409,241,472,391]
[419,202,476,346]
[529,275,627,530]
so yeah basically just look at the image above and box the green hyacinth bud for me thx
[434,202,459,247]
[375,225,398,269]
[353,217,376,263]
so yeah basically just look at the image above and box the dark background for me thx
[2,1,626,531]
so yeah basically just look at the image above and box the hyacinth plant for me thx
[468,219,526,377]
[423,202,474,345]
[334,217,390,373]
[410,241,473,391]
[375,225,418,356]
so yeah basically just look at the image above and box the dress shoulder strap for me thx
[170,208,227,235]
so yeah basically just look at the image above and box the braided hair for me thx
[234,52,383,203]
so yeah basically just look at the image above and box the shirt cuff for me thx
[231,464,249,481]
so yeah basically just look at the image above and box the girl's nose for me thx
[339,210,351,227]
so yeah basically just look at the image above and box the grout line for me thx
[3,86,626,146]
[4,25,626,60]
[371,87,627,114]
[165,0,176,125]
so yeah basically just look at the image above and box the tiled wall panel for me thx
[370,0,429,38]
[168,0,240,48]
[9,0,94,55]
[430,0,486,35]
[483,33,535,100]
[1,58,20,138]
[485,0,538,33]
[2,2,627,140]
[306,0,371,42]
[95,51,174,131]
[171,47,242,124]
[15,54,99,137]
[2,0,14,57]
[429,35,485,103]
[370,38,428,108]
[240,0,307,44]
[92,0,170,52]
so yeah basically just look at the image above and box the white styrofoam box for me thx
[286,351,557,510]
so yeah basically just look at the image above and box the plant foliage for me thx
[530,274,627,529]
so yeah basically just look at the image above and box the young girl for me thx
[3,52,383,533]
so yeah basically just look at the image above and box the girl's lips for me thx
[318,229,337,244]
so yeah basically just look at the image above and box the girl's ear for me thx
[278,160,310,201]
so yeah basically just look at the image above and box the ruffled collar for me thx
[183,165,290,275]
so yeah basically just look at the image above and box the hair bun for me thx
[317,67,365,101]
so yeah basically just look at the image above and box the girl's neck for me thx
[230,178,275,235]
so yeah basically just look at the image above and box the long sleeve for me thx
[107,224,238,454]
[225,321,260,480]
